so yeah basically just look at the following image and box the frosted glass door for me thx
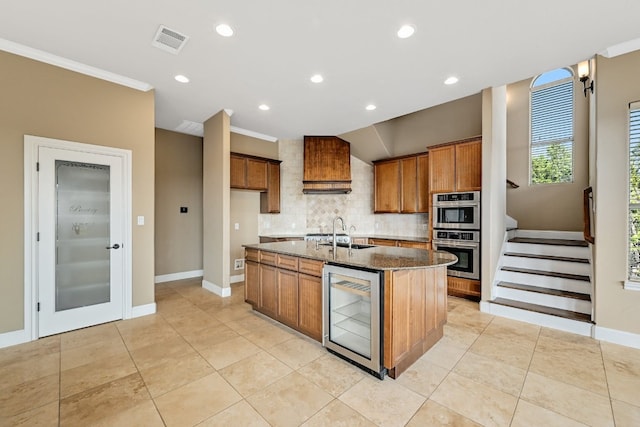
[55,161,111,311]
[38,146,124,337]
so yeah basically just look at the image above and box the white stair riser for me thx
[485,303,593,336]
[515,230,584,240]
[497,271,590,294]
[505,242,589,259]
[496,287,591,314]
[502,256,591,276]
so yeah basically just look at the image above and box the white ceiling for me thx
[1,1,640,141]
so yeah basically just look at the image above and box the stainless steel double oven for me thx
[432,191,481,280]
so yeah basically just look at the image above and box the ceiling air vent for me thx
[175,120,204,137]
[152,25,189,54]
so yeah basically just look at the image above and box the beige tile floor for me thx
[1,278,639,426]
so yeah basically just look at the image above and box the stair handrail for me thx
[583,187,595,244]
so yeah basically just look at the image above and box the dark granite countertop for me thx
[243,241,456,270]
[259,234,430,243]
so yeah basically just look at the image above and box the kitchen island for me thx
[243,240,456,378]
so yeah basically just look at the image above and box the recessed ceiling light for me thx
[174,74,189,83]
[397,25,415,39]
[366,104,377,111]
[258,104,270,111]
[216,24,234,37]
[444,76,459,85]
[310,74,324,83]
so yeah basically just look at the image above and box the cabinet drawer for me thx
[370,238,397,247]
[259,251,277,266]
[397,240,429,250]
[298,258,324,277]
[277,254,299,271]
[245,248,259,262]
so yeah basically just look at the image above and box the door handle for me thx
[106,244,120,250]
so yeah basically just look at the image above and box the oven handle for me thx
[433,241,479,249]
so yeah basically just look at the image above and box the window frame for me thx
[529,67,576,186]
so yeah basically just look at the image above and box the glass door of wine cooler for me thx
[323,264,382,377]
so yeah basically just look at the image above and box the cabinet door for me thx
[416,154,429,212]
[369,238,397,247]
[447,277,481,299]
[429,145,456,193]
[397,240,429,249]
[246,158,268,190]
[277,269,299,328]
[400,157,418,213]
[260,161,280,213]
[259,264,277,317]
[298,273,323,342]
[245,260,260,306]
[374,160,400,213]
[455,139,482,191]
[230,155,246,188]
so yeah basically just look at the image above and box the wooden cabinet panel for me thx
[455,139,482,191]
[369,238,397,247]
[245,248,259,262]
[447,277,481,299]
[277,269,299,328]
[277,254,298,271]
[374,160,400,213]
[230,154,246,188]
[401,157,417,213]
[259,251,276,266]
[417,154,429,212]
[397,240,429,250]
[246,158,268,190]
[351,237,368,245]
[245,260,260,306]
[298,273,323,341]
[429,145,456,193]
[298,258,324,277]
[259,264,277,317]
[303,136,351,193]
[260,161,280,213]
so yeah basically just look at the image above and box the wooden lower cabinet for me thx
[397,240,430,250]
[298,273,323,341]
[245,249,324,342]
[259,264,277,318]
[369,238,397,247]
[447,276,481,299]
[245,260,260,306]
[277,269,299,329]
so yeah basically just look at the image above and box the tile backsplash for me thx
[258,139,428,237]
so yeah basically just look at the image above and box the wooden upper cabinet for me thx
[373,152,429,214]
[428,145,456,193]
[230,154,247,188]
[303,136,351,193]
[429,138,481,193]
[246,158,268,190]
[455,139,482,191]
[260,161,280,213]
[374,160,400,213]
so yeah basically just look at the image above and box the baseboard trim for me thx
[0,328,31,350]
[230,274,245,284]
[594,326,640,350]
[202,279,232,298]
[131,303,156,319]
[155,270,203,284]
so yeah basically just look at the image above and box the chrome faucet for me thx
[348,224,356,253]
[332,216,346,253]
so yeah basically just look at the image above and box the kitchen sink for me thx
[320,242,375,249]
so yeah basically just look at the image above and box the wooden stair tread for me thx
[504,252,589,264]
[501,266,590,282]
[491,298,592,323]
[497,281,590,301]
[508,237,588,247]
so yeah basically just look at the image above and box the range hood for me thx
[303,136,352,194]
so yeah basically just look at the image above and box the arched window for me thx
[530,68,574,184]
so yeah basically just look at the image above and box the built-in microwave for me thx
[432,191,480,230]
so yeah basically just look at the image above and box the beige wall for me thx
[593,51,640,335]
[505,67,589,230]
[155,129,203,276]
[231,132,279,159]
[0,51,155,334]
[391,93,483,155]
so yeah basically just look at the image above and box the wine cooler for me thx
[322,264,385,378]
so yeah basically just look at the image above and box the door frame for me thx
[24,135,133,340]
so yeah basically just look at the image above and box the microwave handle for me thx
[435,242,478,249]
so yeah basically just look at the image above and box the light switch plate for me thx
[137,216,144,226]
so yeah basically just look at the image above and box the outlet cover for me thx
[234,259,245,270]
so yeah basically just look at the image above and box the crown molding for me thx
[599,37,640,58]
[0,38,153,92]
[230,126,278,143]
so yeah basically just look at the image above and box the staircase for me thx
[487,230,594,336]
